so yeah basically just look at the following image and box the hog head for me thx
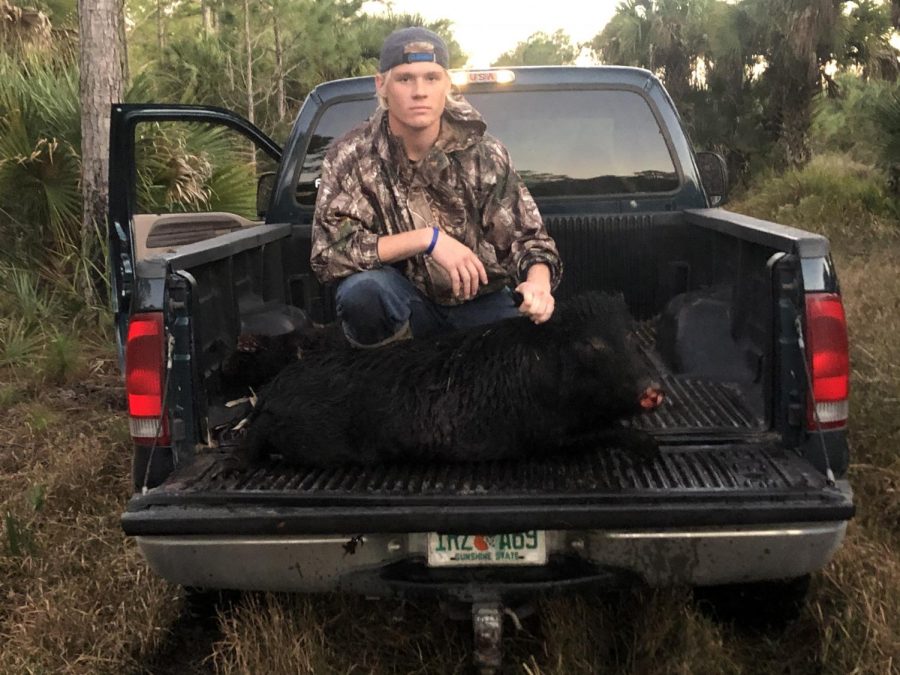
[556,292,664,429]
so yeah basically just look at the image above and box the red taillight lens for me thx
[804,293,850,429]
[125,313,169,444]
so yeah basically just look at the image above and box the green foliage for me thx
[872,85,900,166]
[40,329,82,385]
[24,403,60,432]
[127,1,467,137]
[28,484,46,513]
[1,266,60,327]
[593,0,714,102]
[492,30,579,67]
[837,0,898,80]
[3,511,35,556]
[0,54,81,261]
[731,153,898,240]
[2,485,47,559]
[138,34,237,108]
[0,318,43,369]
[29,0,77,27]
[0,384,24,408]
[134,122,257,217]
[593,0,900,179]
[811,74,893,165]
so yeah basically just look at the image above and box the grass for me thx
[0,351,180,675]
[0,154,897,673]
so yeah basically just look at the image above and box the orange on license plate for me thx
[426,531,547,567]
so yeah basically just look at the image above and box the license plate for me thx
[427,531,547,567]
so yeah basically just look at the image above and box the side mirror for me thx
[256,172,276,219]
[696,151,728,206]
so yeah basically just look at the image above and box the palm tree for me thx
[592,0,712,105]
[750,0,840,167]
[839,0,899,81]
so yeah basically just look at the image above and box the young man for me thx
[310,27,562,347]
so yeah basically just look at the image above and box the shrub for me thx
[730,153,898,241]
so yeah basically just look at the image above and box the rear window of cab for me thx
[296,88,679,206]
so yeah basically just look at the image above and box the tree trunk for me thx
[764,0,836,168]
[156,0,164,55]
[225,51,235,92]
[272,0,286,122]
[118,0,128,83]
[201,0,214,36]
[78,0,125,306]
[243,0,254,126]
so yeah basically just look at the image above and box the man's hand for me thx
[516,263,554,323]
[430,233,488,300]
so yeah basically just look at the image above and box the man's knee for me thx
[336,269,406,317]
[335,269,413,346]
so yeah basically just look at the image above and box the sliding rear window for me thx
[295,88,679,206]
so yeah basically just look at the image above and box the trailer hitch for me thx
[472,601,504,674]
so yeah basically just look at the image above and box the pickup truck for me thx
[110,66,854,669]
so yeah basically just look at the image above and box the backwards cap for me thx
[379,27,449,73]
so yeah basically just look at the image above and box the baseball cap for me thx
[379,27,449,73]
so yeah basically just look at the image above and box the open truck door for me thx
[107,103,282,357]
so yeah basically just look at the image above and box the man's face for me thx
[376,62,450,134]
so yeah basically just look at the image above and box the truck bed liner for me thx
[152,443,822,499]
[123,442,852,535]
[139,325,779,504]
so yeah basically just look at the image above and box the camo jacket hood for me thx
[310,97,562,306]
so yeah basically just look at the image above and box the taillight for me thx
[804,293,849,429]
[125,313,169,445]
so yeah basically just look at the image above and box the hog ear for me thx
[574,335,613,361]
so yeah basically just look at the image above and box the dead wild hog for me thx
[221,322,347,395]
[232,292,664,467]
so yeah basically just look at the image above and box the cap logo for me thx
[404,41,436,54]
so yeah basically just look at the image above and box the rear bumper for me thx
[121,489,854,536]
[136,520,847,596]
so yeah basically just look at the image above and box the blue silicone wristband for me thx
[425,227,439,255]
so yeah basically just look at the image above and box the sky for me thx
[362,0,622,68]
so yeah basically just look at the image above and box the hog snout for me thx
[638,381,665,411]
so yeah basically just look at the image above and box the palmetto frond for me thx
[134,121,256,217]
[0,54,81,258]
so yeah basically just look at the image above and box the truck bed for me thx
[123,326,851,536]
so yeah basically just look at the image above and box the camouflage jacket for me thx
[310,98,562,306]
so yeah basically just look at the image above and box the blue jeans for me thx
[335,267,520,346]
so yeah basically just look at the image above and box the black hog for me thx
[221,322,348,395]
[232,292,664,467]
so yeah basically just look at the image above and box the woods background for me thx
[0,1,898,673]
